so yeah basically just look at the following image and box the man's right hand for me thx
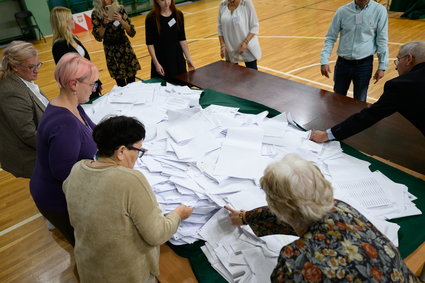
[320,64,331,78]
[310,130,329,143]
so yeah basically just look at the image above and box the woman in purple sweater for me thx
[30,53,99,246]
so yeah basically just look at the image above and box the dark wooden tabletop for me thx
[175,61,425,175]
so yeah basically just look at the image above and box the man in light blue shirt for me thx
[320,0,388,101]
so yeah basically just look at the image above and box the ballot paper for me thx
[214,127,265,179]
[85,81,422,282]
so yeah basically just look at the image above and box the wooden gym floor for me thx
[1,0,424,282]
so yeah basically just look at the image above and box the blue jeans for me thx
[333,56,373,102]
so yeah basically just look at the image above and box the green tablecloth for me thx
[390,0,425,19]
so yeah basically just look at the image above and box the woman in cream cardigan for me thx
[63,116,192,283]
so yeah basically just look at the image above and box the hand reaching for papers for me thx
[174,205,193,220]
[309,130,329,143]
[224,206,246,226]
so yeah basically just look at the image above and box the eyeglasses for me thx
[78,80,99,92]
[394,55,409,66]
[17,62,43,71]
[126,146,147,158]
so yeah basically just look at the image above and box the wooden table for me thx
[176,61,425,175]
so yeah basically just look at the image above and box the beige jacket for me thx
[63,160,181,283]
[0,73,47,178]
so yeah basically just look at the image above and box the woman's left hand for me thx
[239,41,248,55]
[187,61,196,71]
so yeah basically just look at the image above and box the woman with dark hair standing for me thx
[91,0,140,87]
[64,116,192,283]
[51,6,102,100]
[145,0,195,79]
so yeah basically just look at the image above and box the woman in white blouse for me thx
[218,0,262,69]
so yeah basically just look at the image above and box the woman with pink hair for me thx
[30,53,99,246]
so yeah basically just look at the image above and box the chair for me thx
[14,10,46,43]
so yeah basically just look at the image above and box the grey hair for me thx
[399,41,425,62]
[260,154,334,228]
[0,41,38,79]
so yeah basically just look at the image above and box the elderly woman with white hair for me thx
[0,41,49,178]
[225,154,419,282]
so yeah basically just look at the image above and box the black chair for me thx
[14,10,46,43]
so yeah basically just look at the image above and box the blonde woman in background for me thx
[218,0,261,70]
[51,6,102,100]
[225,154,419,282]
[0,41,48,178]
[91,0,140,87]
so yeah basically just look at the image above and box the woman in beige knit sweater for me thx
[63,116,192,283]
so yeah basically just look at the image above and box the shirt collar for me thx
[353,1,370,11]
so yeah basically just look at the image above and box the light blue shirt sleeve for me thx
[320,9,342,65]
[320,1,388,70]
[326,128,336,141]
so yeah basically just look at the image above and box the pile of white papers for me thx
[83,81,421,281]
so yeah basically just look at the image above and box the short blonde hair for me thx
[51,6,77,48]
[0,41,38,79]
[54,52,98,89]
[260,154,334,227]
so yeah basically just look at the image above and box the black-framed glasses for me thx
[126,146,147,158]
[17,62,43,71]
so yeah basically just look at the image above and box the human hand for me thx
[224,206,245,226]
[373,69,385,84]
[187,60,195,71]
[239,41,248,55]
[112,12,122,23]
[174,205,193,220]
[310,130,329,143]
[320,64,331,78]
[155,62,165,76]
[103,16,110,26]
[220,44,227,59]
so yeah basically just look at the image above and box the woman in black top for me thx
[145,0,195,79]
[50,6,102,100]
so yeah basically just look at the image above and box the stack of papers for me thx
[83,81,422,281]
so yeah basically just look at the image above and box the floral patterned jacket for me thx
[245,200,419,283]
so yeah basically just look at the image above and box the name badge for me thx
[355,13,362,24]
[168,18,176,27]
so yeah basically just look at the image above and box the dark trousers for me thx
[333,55,373,102]
[244,60,258,70]
[36,204,75,246]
